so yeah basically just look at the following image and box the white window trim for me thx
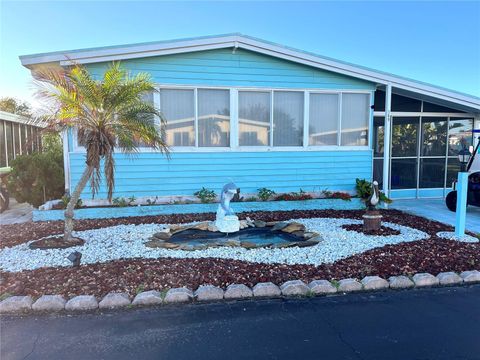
[72,84,373,153]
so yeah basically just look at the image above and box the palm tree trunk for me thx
[64,165,93,242]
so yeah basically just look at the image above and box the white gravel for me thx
[0,218,430,273]
[436,231,479,243]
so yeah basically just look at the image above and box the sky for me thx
[1,0,479,110]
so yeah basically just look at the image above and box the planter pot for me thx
[362,210,382,231]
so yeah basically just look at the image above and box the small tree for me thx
[35,62,169,243]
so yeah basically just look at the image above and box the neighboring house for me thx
[0,110,43,167]
[19,34,480,201]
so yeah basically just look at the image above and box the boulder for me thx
[207,223,219,232]
[252,282,281,297]
[65,295,98,311]
[388,276,414,289]
[361,276,389,290]
[193,221,210,231]
[132,290,163,306]
[271,222,289,231]
[164,288,194,303]
[280,280,309,296]
[153,232,171,240]
[308,280,337,295]
[32,295,66,311]
[412,273,439,287]
[460,270,480,283]
[280,222,306,233]
[195,285,224,301]
[224,284,253,299]
[254,220,267,228]
[338,279,363,292]
[99,293,131,309]
[0,296,33,313]
[436,272,462,285]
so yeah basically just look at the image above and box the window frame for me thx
[73,84,373,153]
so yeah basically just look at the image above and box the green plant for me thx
[355,178,392,207]
[34,62,169,242]
[135,284,145,295]
[7,148,64,207]
[321,189,351,201]
[257,187,276,201]
[194,187,216,203]
[146,196,159,205]
[244,196,258,202]
[60,195,82,209]
[112,196,135,207]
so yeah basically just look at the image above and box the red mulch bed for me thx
[1,209,479,299]
[341,224,401,236]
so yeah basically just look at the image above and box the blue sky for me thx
[1,0,479,109]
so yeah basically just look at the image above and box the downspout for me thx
[382,83,392,199]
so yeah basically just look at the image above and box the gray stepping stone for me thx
[338,278,363,292]
[194,285,224,301]
[32,295,66,311]
[132,290,163,306]
[436,272,463,285]
[0,296,33,313]
[99,293,131,309]
[361,276,389,290]
[164,288,194,303]
[308,280,337,295]
[252,282,281,297]
[460,270,480,283]
[65,295,98,311]
[388,276,414,289]
[224,284,253,299]
[413,273,439,287]
[280,280,309,296]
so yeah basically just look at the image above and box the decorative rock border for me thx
[145,219,322,250]
[1,270,479,314]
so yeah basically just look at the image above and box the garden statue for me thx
[363,180,382,232]
[215,182,240,233]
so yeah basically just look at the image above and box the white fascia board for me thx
[19,34,480,111]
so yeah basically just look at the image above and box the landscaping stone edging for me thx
[1,270,479,314]
[32,198,365,222]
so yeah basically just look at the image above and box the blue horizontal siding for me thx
[85,48,375,90]
[69,150,372,199]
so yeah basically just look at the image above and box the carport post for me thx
[454,172,468,236]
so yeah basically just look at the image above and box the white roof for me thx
[19,33,480,112]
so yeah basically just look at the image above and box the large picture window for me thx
[238,91,270,146]
[309,93,338,146]
[198,89,230,147]
[161,89,195,147]
[273,91,304,147]
[341,93,369,146]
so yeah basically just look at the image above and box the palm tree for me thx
[35,62,169,244]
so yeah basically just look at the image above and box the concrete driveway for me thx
[0,199,33,225]
[392,198,480,234]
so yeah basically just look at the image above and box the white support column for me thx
[382,84,392,196]
[62,129,71,195]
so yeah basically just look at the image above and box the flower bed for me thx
[0,209,479,299]
[32,198,364,222]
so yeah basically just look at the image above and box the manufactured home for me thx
[20,34,480,201]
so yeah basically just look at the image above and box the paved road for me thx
[2,285,479,360]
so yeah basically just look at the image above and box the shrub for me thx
[355,178,392,206]
[112,196,136,207]
[274,189,313,201]
[257,188,276,201]
[7,148,64,207]
[321,189,351,201]
[194,187,216,203]
[58,195,83,209]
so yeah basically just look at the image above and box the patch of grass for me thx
[160,289,169,300]
[330,280,340,289]
[135,284,145,295]
[0,292,12,301]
